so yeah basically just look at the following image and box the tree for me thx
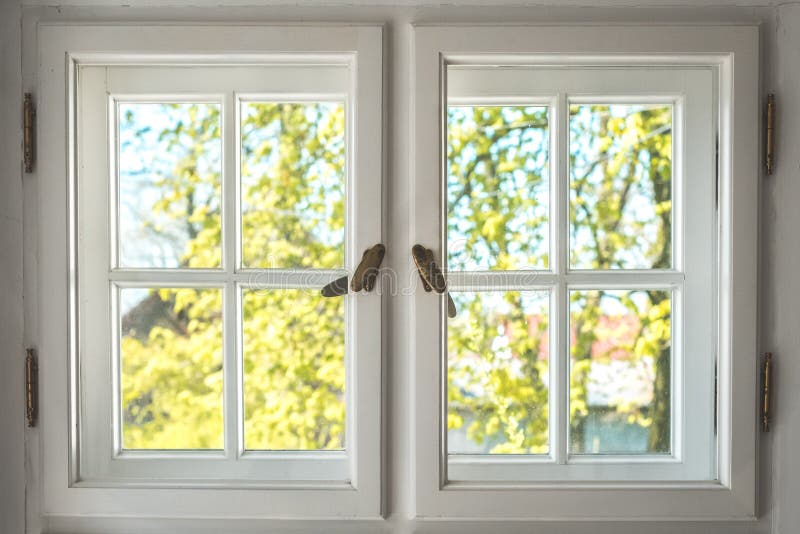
[119,99,673,455]
[120,101,346,450]
[446,104,673,454]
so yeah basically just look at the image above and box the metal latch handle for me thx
[411,244,457,318]
[321,243,385,297]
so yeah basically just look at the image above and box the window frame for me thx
[411,24,758,520]
[37,23,383,519]
[29,20,759,529]
[443,66,717,483]
[78,64,353,483]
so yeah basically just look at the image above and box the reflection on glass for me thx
[242,289,345,450]
[447,291,549,454]
[119,287,223,449]
[447,106,550,271]
[240,102,345,269]
[569,104,673,270]
[118,103,222,268]
[569,289,671,454]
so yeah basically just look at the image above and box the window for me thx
[442,66,716,483]
[33,22,757,530]
[37,25,382,519]
[411,26,758,520]
[78,63,365,482]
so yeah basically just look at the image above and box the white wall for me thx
[763,5,800,534]
[3,1,797,533]
[0,0,26,533]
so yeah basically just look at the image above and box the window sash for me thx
[37,24,383,518]
[441,66,716,482]
[411,25,757,520]
[78,63,359,482]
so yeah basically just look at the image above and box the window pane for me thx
[447,106,550,271]
[118,102,222,269]
[569,104,673,270]
[242,288,345,450]
[119,287,223,450]
[569,289,671,454]
[240,102,345,269]
[448,291,549,454]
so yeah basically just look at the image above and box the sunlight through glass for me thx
[447,106,550,271]
[117,102,222,269]
[240,102,346,269]
[242,288,345,451]
[119,287,224,450]
[448,291,550,455]
[569,289,671,454]
[569,104,673,270]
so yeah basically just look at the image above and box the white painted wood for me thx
[766,8,800,534]
[443,65,715,483]
[16,0,787,7]
[37,23,383,519]
[0,1,26,534]
[78,63,355,482]
[411,24,758,519]
[21,14,762,534]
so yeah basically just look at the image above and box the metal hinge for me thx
[26,348,37,428]
[761,352,772,432]
[766,94,775,175]
[23,93,35,173]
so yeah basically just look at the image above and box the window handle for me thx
[411,244,457,318]
[321,243,385,297]
[320,275,349,297]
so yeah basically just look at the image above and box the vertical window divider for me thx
[440,56,450,484]
[222,90,239,460]
[345,60,358,477]
[554,92,569,465]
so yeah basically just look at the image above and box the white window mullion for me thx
[553,91,569,466]
[221,90,239,461]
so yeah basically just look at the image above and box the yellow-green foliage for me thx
[121,101,673,454]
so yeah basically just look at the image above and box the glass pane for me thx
[569,104,673,270]
[242,288,345,450]
[447,106,550,271]
[448,291,549,454]
[118,102,222,268]
[569,289,671,454]
[119,287,223,449]
[240,102,346,269]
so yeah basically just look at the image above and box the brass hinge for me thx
[766,94,775,175]
[761,352,772,432]
[26,348,37,428]
[23,93,35,173]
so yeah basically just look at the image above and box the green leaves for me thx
[121,288,224,450]
[240,102,345,270]
[569,104,673,270]
[447,291,550,454]
[120,101,347,451]
[447,106,550,271]
[119,98,674,456]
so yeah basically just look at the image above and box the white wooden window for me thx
[412,25,758,520]
[37,25,382,518]
[31,21,758,531]
[442,66,716,483]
